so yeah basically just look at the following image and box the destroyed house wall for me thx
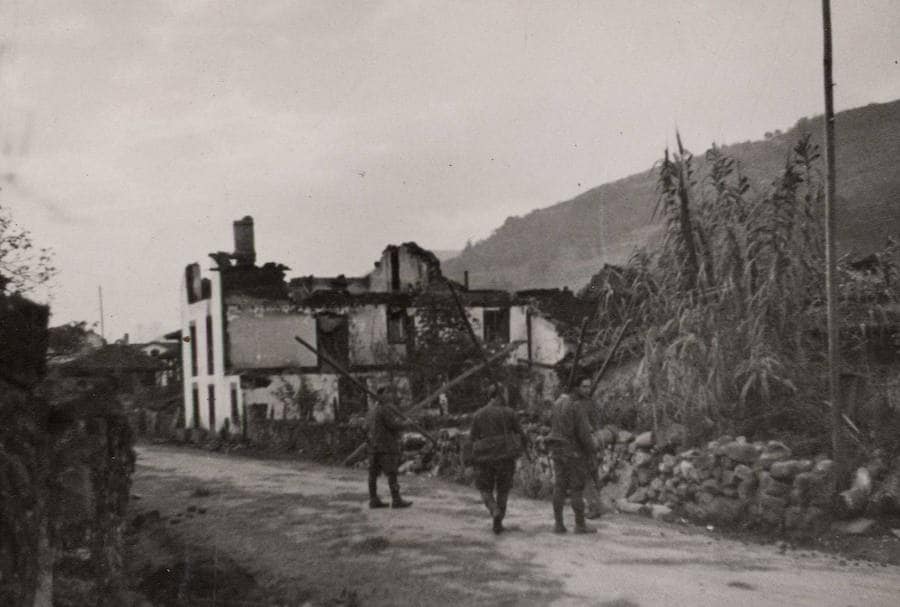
[527,312,569,366]
[242,371,413,422]
[225,294,412,371]
[368,243,442,292]
[179,221,576,431]
[226,301,318,369]
[242,373,339,422]
[224,294,415,421]
[180,264,237,433]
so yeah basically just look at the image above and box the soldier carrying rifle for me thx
[547,376,598,534]
[367,387,413,509]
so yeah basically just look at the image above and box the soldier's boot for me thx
[573,505,597,535]
[491,491,507,534]
[480,491,500,518]
[552,499,567,534]
[496,491,509,525]
[389,475,412,509]
[368,475,388,509]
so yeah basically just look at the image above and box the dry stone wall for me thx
[416,417,900,536]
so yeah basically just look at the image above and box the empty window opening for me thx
[390,248,400,291]
[230,385,239,424]
[483,308,510,344]
[316,314,349,372]
[191,386,200,428]
[206,315,214,374]
[207,385,216,429]
[189,322,198,377]
[387,307,408,344]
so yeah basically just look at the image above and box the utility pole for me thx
[821,0,843,480]
[98,285,105,341]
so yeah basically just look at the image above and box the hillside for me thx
[443,99,900,292]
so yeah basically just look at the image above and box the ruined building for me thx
[180,216,587,433]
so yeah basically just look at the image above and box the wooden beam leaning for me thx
[293,336,437,446]
[588,319,632,396]
[566,303,601,390]
[443,278,505,398]
[341,340,524,467]
[405,340,524,417]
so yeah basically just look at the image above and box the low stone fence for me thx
[406,419,900,536]
[164,399,900,536]
[590,432,838,533]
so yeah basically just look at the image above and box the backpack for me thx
[469,410,522,464]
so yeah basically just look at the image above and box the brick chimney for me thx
[233,216,256,266]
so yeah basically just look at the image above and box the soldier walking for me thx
[548,379,597,534]
[571,378,604,519]
[367,388,412,509]
[469,384,530,534]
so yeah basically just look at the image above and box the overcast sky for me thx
[1,1,899,341]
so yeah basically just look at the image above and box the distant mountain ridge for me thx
[443,99,900,292]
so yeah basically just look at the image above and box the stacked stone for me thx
[602,433,838,533]
[395,413,900,534]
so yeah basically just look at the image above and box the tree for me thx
[272,375,320,421]
[0,204,55,295]
[47,321,101,356]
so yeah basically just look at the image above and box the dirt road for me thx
[131,445,900,606]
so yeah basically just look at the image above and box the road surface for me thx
[132,444,900,606]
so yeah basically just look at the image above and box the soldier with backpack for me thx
[468,384,530,534]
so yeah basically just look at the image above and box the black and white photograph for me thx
[1,1,900,605]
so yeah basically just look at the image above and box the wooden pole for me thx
[821,0,843,480]
[98,285,105,340]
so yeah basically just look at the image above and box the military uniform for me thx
[548,393,596,533]
[367,401,412,508]
[469,396,528,533]
[572,394,603,519]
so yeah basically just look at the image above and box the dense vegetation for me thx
[443,99,900,294]
[586,133,899,459]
